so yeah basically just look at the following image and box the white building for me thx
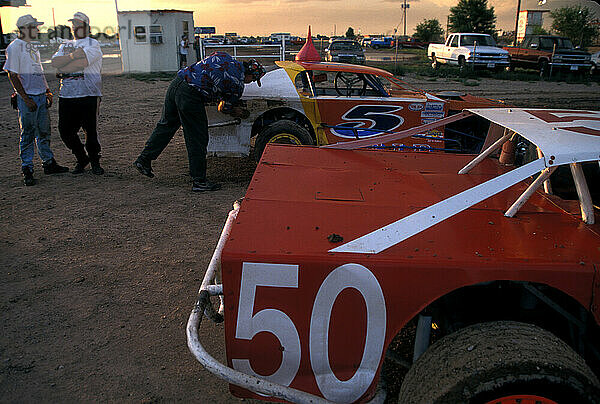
[117,10,196,72]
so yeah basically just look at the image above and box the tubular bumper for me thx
[186,202,387,403]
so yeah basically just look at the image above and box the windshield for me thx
[461,35,496,47]
[330,42,361,51]
[539,37,574,50]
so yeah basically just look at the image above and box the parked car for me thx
[325,40,365,65]
[188,108,600,403]
[504,35,592,75]
[391,35,428,49]
[205,59,504,159]
[428,33,510,71]
[369,36,393,49]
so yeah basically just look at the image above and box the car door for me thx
[308,69,446,151]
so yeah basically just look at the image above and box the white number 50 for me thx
[232,262,386,403]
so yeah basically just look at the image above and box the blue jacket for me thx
[177,52,245,111]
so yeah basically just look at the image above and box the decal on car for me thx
[331,105,405,138]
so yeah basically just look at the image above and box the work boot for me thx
[133,158,154,178]
[90,160,104,175]
[192,180,221,192]
[72,155,90,175]
[22,167,35,186]
[43,158,69,174]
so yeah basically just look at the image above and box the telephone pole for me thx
[401,0,410,37]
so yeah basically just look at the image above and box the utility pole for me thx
[513,0,521,45]
[401,0,409,37]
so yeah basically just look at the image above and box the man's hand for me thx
[230,106,250,119]
[24,97,38,112]
[46,91,53,108]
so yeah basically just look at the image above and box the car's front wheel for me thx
[398,321,600,403]
[253,120,314,161]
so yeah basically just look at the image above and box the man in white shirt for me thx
[179,35,189,68]
[4,14,69,186]
[51,12,104,175]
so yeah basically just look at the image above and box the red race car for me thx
[188,108,600,403]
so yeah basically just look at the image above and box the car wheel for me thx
[372,44,379,50]
[398,321,600,404]
[458,56,466,71]
[431,55,440,70]
[253,120,314,161]
[506,56,514,72]
[539,59,549,78]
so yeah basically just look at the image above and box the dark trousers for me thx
[58,96,101,163]
[138,76,209,182]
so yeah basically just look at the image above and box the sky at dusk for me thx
[1,0,599,37]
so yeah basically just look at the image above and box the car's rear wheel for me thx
[539,59,549,78]
[398,321,600,403]
[431,54,440,70]
[253,120,313,161]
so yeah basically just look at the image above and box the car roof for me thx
[469,108,600,166]
[276,60,393,78]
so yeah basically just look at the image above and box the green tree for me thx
[414,19,445,42]
[550,5,599,48]
[345,27,355,39]
[448,0,496,35]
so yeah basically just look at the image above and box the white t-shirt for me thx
[3,39,47,95]
[180,40,188,55]
[53,37,103,98]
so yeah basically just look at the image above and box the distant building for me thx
[270,32,291,43]
[117,9,196,72]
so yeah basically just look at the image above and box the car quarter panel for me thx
[220,146,600,402]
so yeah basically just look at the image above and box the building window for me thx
[134,26,147,43]
[182,20,189,36]
[149,25,163,44]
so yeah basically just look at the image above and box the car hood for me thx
[243,68,298,100]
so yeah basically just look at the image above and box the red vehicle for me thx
[503,35,593,75]
[391,35,427,49]
[188,108,600,403]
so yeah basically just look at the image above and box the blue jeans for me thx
[17,93,54,170]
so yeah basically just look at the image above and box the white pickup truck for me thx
[428,33,509,71]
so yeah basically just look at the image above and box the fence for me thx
[199,41,286,61]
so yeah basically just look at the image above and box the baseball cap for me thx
[69,12,90,25]
[16,14,44,28]
[243,59,266,87]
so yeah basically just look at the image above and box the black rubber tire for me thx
[431,54,440,70]
[506,56,515,72]
[539,59,549,78]
[458,56,466,71]
[372,44,379,50]
[398,321,600,404]
[253,120,313,161]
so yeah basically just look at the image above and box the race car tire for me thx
[253,120,314,161]
[398,321,600,404]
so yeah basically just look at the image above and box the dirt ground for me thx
[1,56,599,403]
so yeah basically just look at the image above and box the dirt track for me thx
[1,62,599,403]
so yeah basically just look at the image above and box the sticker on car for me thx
[408,103,424,112]
[331,105,405,138]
